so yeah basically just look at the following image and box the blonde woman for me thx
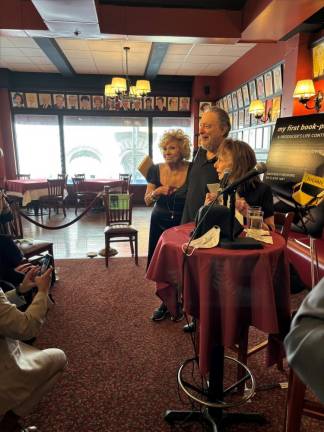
[145,129,191,321]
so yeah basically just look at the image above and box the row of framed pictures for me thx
[10,92,191,112]
[215,64,283,112]
[199,95,281,129]
[229,124,275,152]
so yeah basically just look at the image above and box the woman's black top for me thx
[238,181,274,219]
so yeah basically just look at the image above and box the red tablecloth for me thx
[146,223,291,375]
[6,179,48,193]
[79,179,123,193]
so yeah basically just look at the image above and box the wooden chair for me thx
[236,212,295,372]
[17,174,31,179]
[39,179,66,218]
[72,176,97,215]
[284,369,324,432]
[103,191,138,267]
[119,173,132,192]
[0,203,54,265]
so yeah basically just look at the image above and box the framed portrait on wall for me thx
[248,80,257,101]
[228,112,233,127]
[248,128,256,149]
[25,93,38,108]
[265,99,273,122]
[199,101,212,115]
[236,88,244,109]
[179,97,190,111]
[222,97,228,112]
[232,110,238,130]
[244,107,250,127]
[53,94,65,109]
[242,84,250,106]
[272,96,281,121]
[263,126,272,150]
[38,93,52,109]
[144,97,154,111]
[168,97,179,111]
[67,94,79,109]
[227,94,233,112]
[155,96,167,111]
[231,91,238,110]
[238,109,244,128]
[105,97,115,111]
[264,71,274,97]
[11,92,25,108]
[92,95,104,110]
[79,95,91,110]
[219,99,224,109]
[312,38,324,79]
[131,99,143,111]
[256,75,265,99]
[255,127,263,149]
[272,64,283,94]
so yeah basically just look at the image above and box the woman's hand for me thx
[15,262,36,274]
[19,267,39,293]
[236,197,249,217]
[34,268,53,294]
[204,193,217,205]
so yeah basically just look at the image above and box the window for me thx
[63,116,149,184]
[14,115,61,178]
[152,117,193,163]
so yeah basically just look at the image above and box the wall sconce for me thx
[293,79,323,112]
[249,99,269,122]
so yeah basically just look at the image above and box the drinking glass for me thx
[247,208,264,232]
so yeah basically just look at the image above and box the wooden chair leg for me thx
[129,236,134,256]
[105,236,109,268]
[135,233,138,265]
[284,370,306,432]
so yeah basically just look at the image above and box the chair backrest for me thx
[103,192,133,226]
[0,203,23,238]
[47,178,65,197]
[274,211,294,242]
[72,176,85,192]
[119,174,132,192]
[17,174,30,180]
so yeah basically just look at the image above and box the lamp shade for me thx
[111,77,127,93]
[136,80,151,95]
[249,99,265,117]
[293,80,316,99]
[104,84,117,97]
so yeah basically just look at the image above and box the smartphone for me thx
[38,254,52,275]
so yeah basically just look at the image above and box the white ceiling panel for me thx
[167,44,193,54]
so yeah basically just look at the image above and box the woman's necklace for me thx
[166,192,177,220]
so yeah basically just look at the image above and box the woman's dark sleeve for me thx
[261,183,274,219]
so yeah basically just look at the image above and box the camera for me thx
[38,254,52,275]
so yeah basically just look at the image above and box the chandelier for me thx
[104,46,151,101]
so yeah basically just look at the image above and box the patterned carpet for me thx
[24,258,321,432]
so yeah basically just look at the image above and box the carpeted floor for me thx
[25,258,321,432]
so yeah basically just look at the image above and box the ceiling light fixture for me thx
[104,47,151,102]
[293,79,323,112]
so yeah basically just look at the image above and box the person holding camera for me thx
[0,267,67,432]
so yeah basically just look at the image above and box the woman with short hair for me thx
[145,129,192,321]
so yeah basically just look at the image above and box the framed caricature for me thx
[92,95,104,110]
[238,109,244,128]
[248,80,257,102]
[168,97,179,111]
[179,97,190,111]
[79,95,91,110]
[53,94,65,109]
[265,99,273,122]
[228,112,233,127]
[312,38,324,79]
[242,84,250,107]
[263,126,272,150]
[236,88,244,109]
[227,94,233,112]
[272,64,283,94]
[144,97,154,111]
[255,127,263,149]
[256,75,265,99]
[222,97,228,112]
[67,94,79,110]
[231,91,238,110]
[244,107,250,127]
[25,93,38,108]
[264,71,274,97]
[131,99,143,111]
[219,99,224,110]
[38,93,52,109]
[232,111,238,130]
[155,96,167,111]
[272,96,281,121]
[248,128,256,149]
[11,92,25,108]
[199,101,212,116]
[105,97,115,111]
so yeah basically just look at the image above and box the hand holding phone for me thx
[38,254,52,275]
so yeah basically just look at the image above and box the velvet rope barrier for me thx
[16,193,103,230]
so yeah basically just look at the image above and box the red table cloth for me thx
[146,223,291,375]
[79,179,123,193]
[6,179,48,193]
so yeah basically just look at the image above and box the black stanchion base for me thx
[165,409,267,431]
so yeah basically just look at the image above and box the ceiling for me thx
[0,0,323,79]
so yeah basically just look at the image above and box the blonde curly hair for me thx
[158,129,191,160]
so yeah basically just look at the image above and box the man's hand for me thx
[15,262,36,274]
[204,192,217,205]
[34,268,53,294]
[19,267,39,293]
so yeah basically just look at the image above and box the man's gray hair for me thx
[209,106,231,138]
